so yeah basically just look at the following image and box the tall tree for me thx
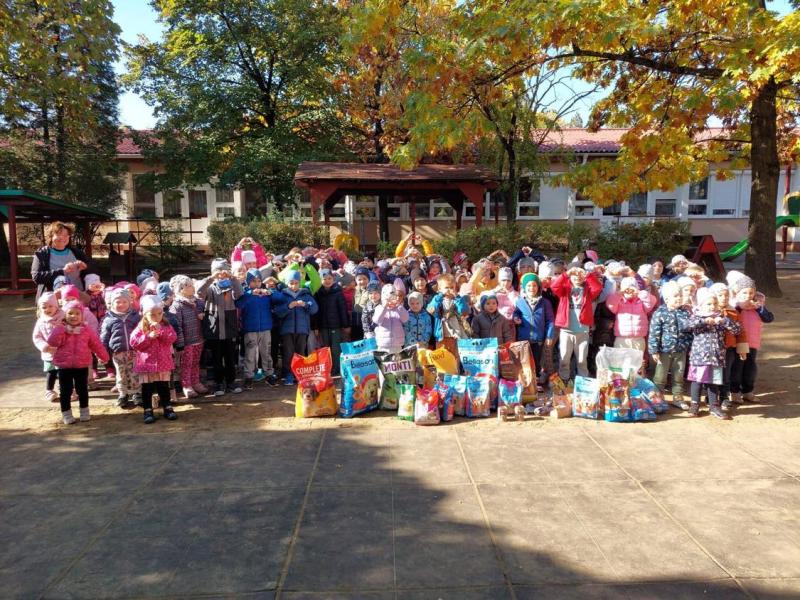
[124,0,354,210]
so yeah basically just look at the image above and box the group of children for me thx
[33,232,773,424]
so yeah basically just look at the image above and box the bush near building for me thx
[208,218,329,258]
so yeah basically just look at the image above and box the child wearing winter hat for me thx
[32,292,65,403]
[729,274,774,403]
[710,282,749,410]
[130,296,178,424]
[84,274,112,381]
[606,276,657,352]
[169,275,207,398]
[648,281,692,410]
[473,292,514,344]
[157,282,184,403]
[427,273,472,360]
[312,269,350,376]
[361,281,381,340]
[494,267,519,321]
[372,284,409,353]
[404,291,433,348]
[272,269,318,385]
[513,273,555,374]
[47,301,109,424]
[676,276,697,309]
[684,287,741,419]
[100,288,142,408]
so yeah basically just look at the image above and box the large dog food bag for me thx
[340,338,381,418]
[291,348,337,418]
[374,345,418,410]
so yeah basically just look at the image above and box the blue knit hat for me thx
[286,270,302,282]
[156,281,173,301]
[245,268,262,286]
[480,292,497,309]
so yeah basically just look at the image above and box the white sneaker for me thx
[45,390,58,403]
[79,407,91,422]
[62,410,77,425]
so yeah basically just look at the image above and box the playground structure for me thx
[720,191,800,261]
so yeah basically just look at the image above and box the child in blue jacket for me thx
[512,273,555,374]
[236,269,287,388]
[404,291,433,347]
[273,270,318,385]
[426,273,471,359]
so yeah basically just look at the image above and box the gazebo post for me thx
[81,222,93,258]
[410,198,416,239]
[7,204,19,290]
[456,182,485,227]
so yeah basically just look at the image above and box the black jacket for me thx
[31,245,96,300]
[312,283,349,330]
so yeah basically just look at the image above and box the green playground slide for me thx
[720,214,800,261]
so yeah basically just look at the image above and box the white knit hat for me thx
[671,254,688,266]
[676,276,695,288]
[84,273,102,287]
[637,264,654,280]
[620,277,638,292]
[170,274,194,294]
[140,295,162,313]
[241,250,257,264]
[729,274,755,295]
[537,261,554,279]
[696,287,715,307]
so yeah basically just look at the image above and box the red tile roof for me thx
[539,128,627,153]
[294,161,498,182]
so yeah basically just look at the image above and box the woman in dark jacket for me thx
[31,221,96,300]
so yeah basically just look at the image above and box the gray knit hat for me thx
[211,258,231,274]
[729,274,755,295]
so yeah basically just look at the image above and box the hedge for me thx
[207,218,329,258]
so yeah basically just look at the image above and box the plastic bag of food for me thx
[397,383,416,421]
[458,338,499,406]
[595,346,644,379]
[339,338,381,418]
[415,388,441,425]
[499,341,537,403]
[374,345,418,410]
[631,390,657,421]
[418,346,459,389]
[442,374,468,416]
[434,380,453,422]
[632,376,669,413]
[497,378,525,421]
[604,374,633,422]
[571,375,601,420]
[466,376,492,418]
[291,348,337,418]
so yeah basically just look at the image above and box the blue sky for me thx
[113,0,797,130]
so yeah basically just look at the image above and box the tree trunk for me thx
[745,77,782,297]
[40,98,53,194]
[378,195,390,243]
[56,102,66,190]
[506,142,518,223]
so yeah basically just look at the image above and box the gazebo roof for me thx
[0,189,114,222]
[294,162,498,187]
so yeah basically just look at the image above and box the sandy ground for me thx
[1,273,798,435]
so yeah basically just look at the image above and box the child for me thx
[494,267,519,321]
[157,282,184,403]
[676,276,697,309]
[729,275,774,403]
[472,292,514,344]
[47,301,109,424]
[198,259,244,395]
[404,291,433,348]
[512,273,555,373]
[100,288,142,408]
[84,274,111,380]
[130,296,178,424]
[274,270,318,385]
[351,268,371,340]
[648,281,692,410]
[312,269,350,376]
[551,262,603,381]
[32,292,64,403]
[427,273,471,359]
[606,277,657,351]
[684,287,741,419]
[710,282,748,409]
[169,275,208,398]
[361,281,381,340]
[235,268,285,388]
[411,273,432,308]
[373,284,409,353]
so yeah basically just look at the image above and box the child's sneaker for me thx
[110,385,119,395]
[79,407,91,422]
[106,369,116,380]
[184,388,198,399]
[193,383,209,395]
[687,402,700,417]
[743,392,756,402]
[228,383,243,394]
[672,396,690,411]
[244,378,254,390]
[731,392,743,404]
[265,374,279,387]
[709,404,731,420]
[213,386,225,397]
[131,393,143,407]
[721,399,732,412]
[163,406,178,420]
[116,395,128,408]
[62,410,76,425]
[143,409,156,424]
[45,390,58,403]
[284,374,296,386]
[253,369,266,383]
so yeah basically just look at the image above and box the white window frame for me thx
[517,178,541,219]
[188,189,209,219]
[654,197,678,218]
[573,190,598,218]
[688,177,710,218]
[215,205,236,219]
[411,199,433,220]
[353,195,378,221]
[431,201,456,220]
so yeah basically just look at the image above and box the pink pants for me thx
[180,342,203,388]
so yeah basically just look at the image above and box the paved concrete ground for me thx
[2,408,800,600]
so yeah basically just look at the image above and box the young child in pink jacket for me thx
[46,301,109,424]
[32,292,64,403]
[606,276,657,352]
[131,295,179,424]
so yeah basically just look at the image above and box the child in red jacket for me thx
[131,295,179,424]
[551,262,603,382]
[46,301,109,424]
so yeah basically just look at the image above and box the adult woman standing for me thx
[32,221,96,300]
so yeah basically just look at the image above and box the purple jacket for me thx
[373,304,409,351]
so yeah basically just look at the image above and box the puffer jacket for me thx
[362,300,378,337]
[32,311,65,361]
[236,288,287,334]
[684,313,741,368]
[312,284,349,330]
[472,310,515,344]
[606,291,657,338]
[47,323,109,369]
[648,305,692,354]
[513,296,555,343]
[737,304,774,350]
[273,287,318,335]
[373,304,409,351]
[404,309,433,347]
[721,308,748,353]
[426,293,471,341]
[130,320,177,374]
[494,287,519,321]
[198,276,243,340]
[170,296,204,347]
[100,310,141,353]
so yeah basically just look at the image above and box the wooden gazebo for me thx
[293,162,499,237]
[0,190,113,292]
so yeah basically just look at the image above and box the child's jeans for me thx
[282,333,308,376]
[113,351,140,396]
[558,330,589,381]
[58,367,89,412]
[243,331,273,379]
[180,342,203,389]
[319,328,342,376]
[730,348,758,394]
[690,381,720,406]
[653,351,686,398]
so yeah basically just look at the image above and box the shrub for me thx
[594,220,691,266]
[207,217,329,258]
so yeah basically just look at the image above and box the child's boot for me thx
[163,406,178,421]
[131,393,143,407]
[743,392,755,402]
[731,392,743,404]
[709,404,731,420]
[184,387,198,399]
[244,378,254,390]
[62,410,76,425]
[79,407,91,422]
[143,409,156,425]
[687,402,700,417]
[193,382,209,395]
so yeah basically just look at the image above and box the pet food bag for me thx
[498,341,537,403]
[632,377,669,414]
[458,338,499,406]
[630,390,657,421]
[374,345,419,410]
[466,376,492,418]
[442,374,468,416]
[291,348,337,418]
[397,383,416,421]
[603,374,633,422]
[497,378,524,421]
[339,338,381,418]
[571,375,601,419]
[417,346,459,389]
[595,346,644,380]
[415,388,441,425]
[435,381,454,422]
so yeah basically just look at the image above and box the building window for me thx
[628,192,648,216]
[688,204,708,216]
[188,190,208,218]
[713,208,736,216]
[381,201,403,219]
[162,190,183,218]
[431,202,455,219]
[517,179,540,218]
[216,187,234,204]
[216,206,235,219]
[574,191,595,217]
[655,198,676,217]
[602,202,622,216]
[413,200,431,219]
[354,196,377,220]
[688,177,709,216]
[132,175,156,218]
